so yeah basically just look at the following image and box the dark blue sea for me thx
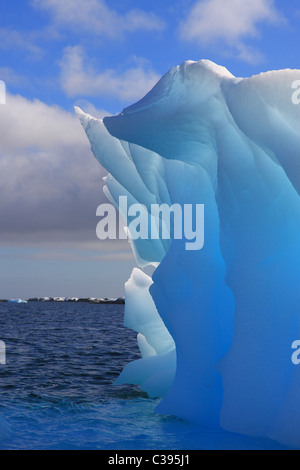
[0,302,289,450]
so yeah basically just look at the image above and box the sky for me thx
[0,0,300,299]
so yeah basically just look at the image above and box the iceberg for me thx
[76,60,300,448]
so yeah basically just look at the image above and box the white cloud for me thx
[59,46,160,102]
[180,0,285,63]
[32,0,165,38]
[0,93,110,246]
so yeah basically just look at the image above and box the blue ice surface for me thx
[77,60,300,448]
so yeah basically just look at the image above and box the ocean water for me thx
[0,302,289,450]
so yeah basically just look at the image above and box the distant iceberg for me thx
[77,60,300,448]
[8,299,27,304]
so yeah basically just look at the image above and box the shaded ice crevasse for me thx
[76,59,300,448]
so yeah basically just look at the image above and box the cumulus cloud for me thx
[180,0,285,63]
[0,92,123,251]
[60,46,160,102]
[32,0,165,38]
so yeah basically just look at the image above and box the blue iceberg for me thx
[76,60,300,448]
